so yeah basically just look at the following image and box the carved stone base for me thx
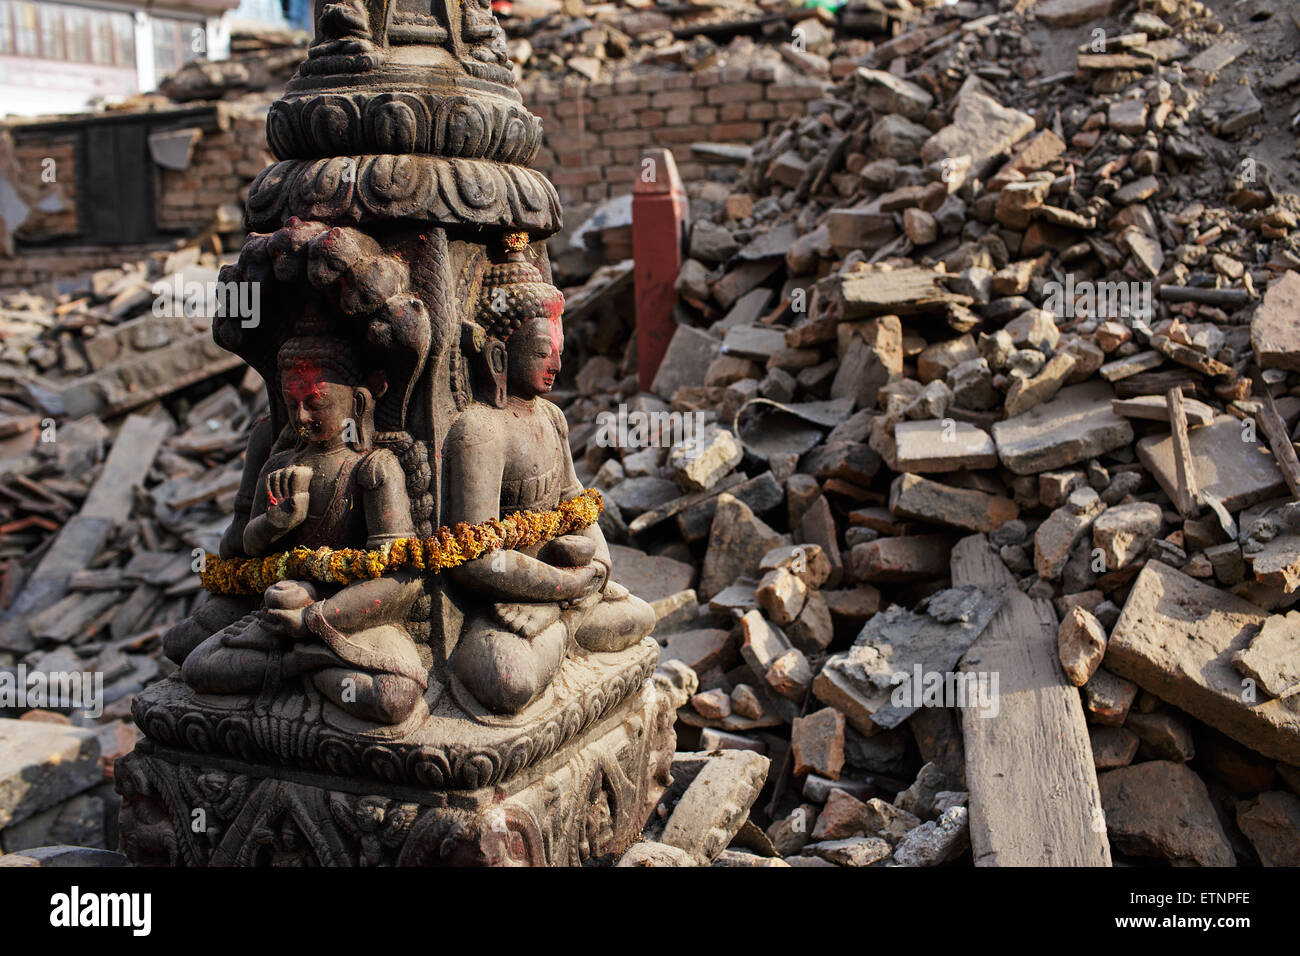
[116,675,676,866]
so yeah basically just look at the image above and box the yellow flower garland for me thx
[200,489,605,596]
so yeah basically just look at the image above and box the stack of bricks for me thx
[11,136,78,242]
[155,104,273,231]
[0,245,166,288]
[521,63,829,208]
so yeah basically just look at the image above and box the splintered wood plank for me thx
[1166,386,1200,517]
[950,534,1112,867]
[1256,396,1300,501]
[0,414,170,652]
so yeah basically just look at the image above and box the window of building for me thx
[151,17,175,74]
[0,2,136,65]
[36,0,60,59]
[63,5,89,62]
[13,1,37,56]
[88,8,112,64]
[111,8,131,65]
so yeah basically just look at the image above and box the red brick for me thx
[712,121,765,140]
[768,82,827,101]
[707,82,765,104]
[552,167,602,186]
[652,89,698,108]
[691,106,719,124]
[601,130,648,149]
[655,124,713,144]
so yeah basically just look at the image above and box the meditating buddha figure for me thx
[167,331,427,724]
[444,237,656,715]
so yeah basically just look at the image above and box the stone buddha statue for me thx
[166,329,428,724]
[118,0,680,868]
[444,237,656,715]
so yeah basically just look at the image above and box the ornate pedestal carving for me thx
[116,0,673,865]
[117,655,677,867]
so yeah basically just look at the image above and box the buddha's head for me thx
[277,333,383,450]
[477,232,566,400]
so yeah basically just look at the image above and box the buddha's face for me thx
[280,360,356,445]
[507,314,563,398]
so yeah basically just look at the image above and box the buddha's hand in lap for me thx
[261,580,316,640]
[265,466,312,531]
[560,564,604,606]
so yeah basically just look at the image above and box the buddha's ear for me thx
[350,388,374,451]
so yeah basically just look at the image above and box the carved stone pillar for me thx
[116,0,679,866]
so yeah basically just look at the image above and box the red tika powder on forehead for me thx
[281,356,325,403]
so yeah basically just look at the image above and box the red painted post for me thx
[632,147,689,392]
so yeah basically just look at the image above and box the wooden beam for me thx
[1166,386,1201,518]
[0,414,170,652]
[1255,397,1300,502]
[950,534,1112,867]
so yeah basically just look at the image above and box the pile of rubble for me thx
[157,30,309,104]
[4,0,1300,866]
[576,0,1300,866]
[0,247,261,855]
[0,243,243,421]
[502,0,934,82]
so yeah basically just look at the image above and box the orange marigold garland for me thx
[200,489,605,596]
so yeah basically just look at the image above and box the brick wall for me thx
[155,107,272,231]
[521,64,829,209]
[0,65,826,286]
[12,136,78,241]
[0,244,175,287]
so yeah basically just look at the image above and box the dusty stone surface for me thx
[993,382,1134,476]
[1138,417,1288,514]
[1232,612,1300,700]
[893,419,998,473]
[1089,725,1139,769]
[1098,761,1235,867]
[805,836,892,867]
[1236,791,1300,867]
[616,842,696,867]
[0,720,102,829]
[1058,605,1108,687]
[791,707,846,779]
[1107,562,1300,764]
[892,805,970,866]
[1092,502,1163,571]
[814,587,1001,733]
[889,473,1019,533]
[660,750,771,864]
[1251,271,1300,373]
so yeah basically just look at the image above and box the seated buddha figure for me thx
[444,241,655,715]
[174,332,427,724]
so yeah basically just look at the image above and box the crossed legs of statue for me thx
[177,582,424,724]
[452,583,656,715]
